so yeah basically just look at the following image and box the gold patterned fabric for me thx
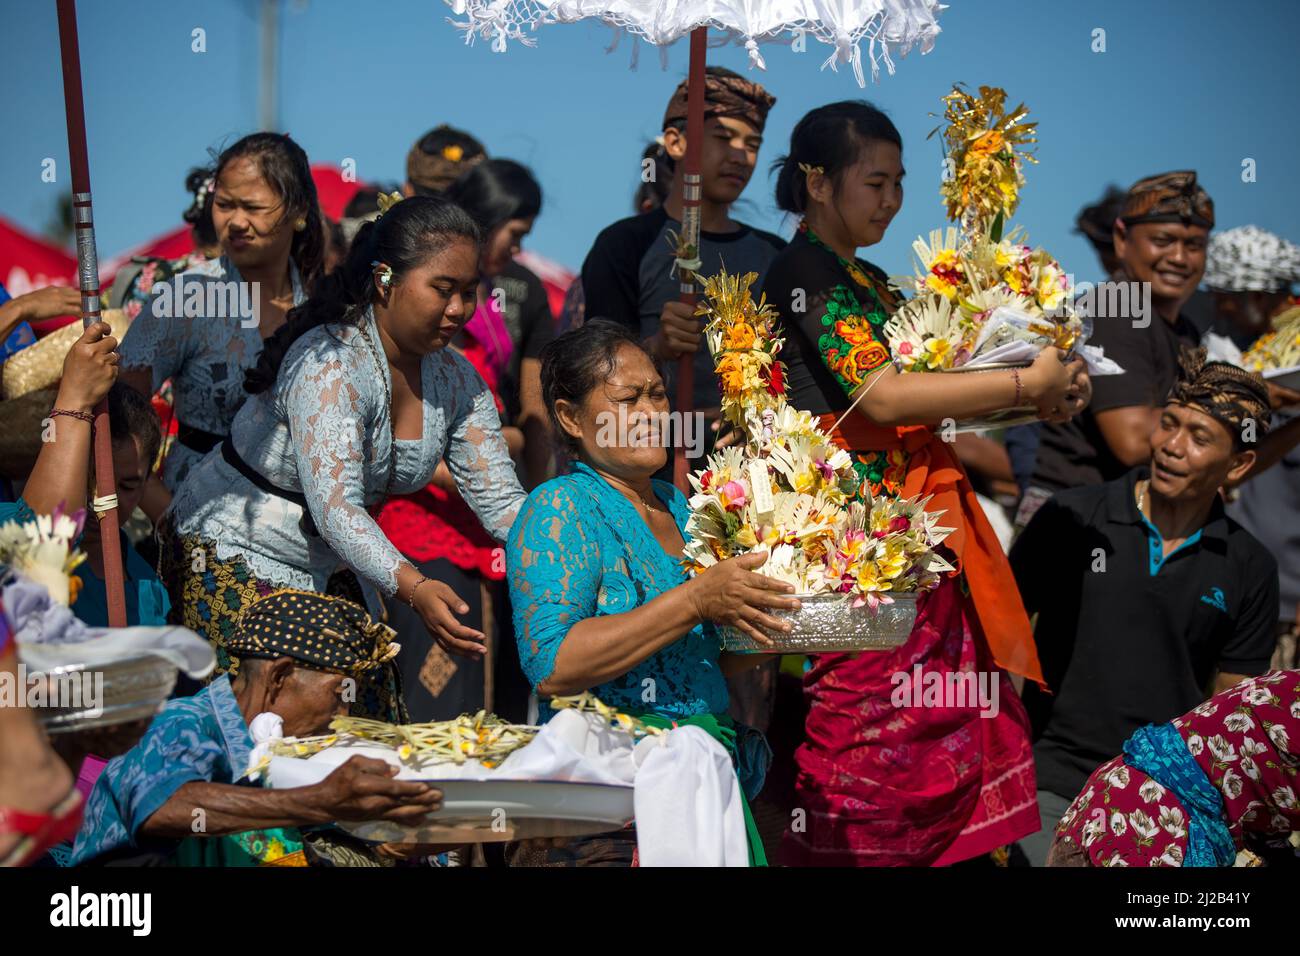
[1119,170,1214,229]
[159,516,408,721]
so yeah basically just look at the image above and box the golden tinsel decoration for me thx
[931,84,1038,234]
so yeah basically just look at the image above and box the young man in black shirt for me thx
[1010,351,1279,865]
[580,66,784,466]
[1019,172,1213,522]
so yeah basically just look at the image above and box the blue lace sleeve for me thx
[117,294,189,392]
[443,351,526,543]
[283,343,405,597]
[507,482,602,691]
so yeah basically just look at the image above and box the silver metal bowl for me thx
[719,591,918,654]
[33,655,178,734]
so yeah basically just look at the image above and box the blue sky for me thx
[3,0,1298,283]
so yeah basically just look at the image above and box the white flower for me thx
[1192,701,1219,718]
[1110,811,1127,836]
[1186,734,1204,756]
[1224,712,1255,734]
[1207,734,1237,763]
[1158,805,1187,838]
[1240,736,1268,758]
[1221,768,1244,800]
[1290,699,1300,720]
[1158,844,1185,867]
[1103,765,1131,789]
[1102,852,1129,868]
[1240,756,1260,781]
[1129,809,1159,840]
[1267,722,1290,750]
[1243,686,1275,707]
[1139,778,1167,803]
[1082,813,1105,848]
[1272,786,1297,810]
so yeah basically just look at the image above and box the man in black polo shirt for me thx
[1017,172,1213,524]
[1010,351,1279,865]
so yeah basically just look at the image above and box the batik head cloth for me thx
[663,68,776,133]
[1167,346,1271,436]
[228,589,400,674]
[1204,225,1300,293]
[1119,170,1214,229]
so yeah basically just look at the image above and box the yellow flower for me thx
[736,525,759,548]
[724,321,756,350]
[922,336,953,369]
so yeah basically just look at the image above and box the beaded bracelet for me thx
[407,576,432,608]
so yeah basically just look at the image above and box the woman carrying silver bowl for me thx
[505,319,798,866]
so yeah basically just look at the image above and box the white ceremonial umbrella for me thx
[443,0,946,488]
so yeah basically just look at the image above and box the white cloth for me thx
[444,0,945,86]
[632,725,749,867]
[263,709,750,865]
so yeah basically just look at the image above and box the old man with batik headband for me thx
[1024,171,1218,516]
[1011,348,1280,866]
[71,590,441,866]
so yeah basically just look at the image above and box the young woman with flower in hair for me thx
[761,101,1090,866]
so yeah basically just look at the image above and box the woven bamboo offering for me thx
[1,308,129,399]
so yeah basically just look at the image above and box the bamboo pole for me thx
[56,0,126,628]
[673,25,708,493]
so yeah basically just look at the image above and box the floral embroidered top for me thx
[117,254,305,490]
[507,461,728,721]
[168,307,525,597]
[760,221,909,499]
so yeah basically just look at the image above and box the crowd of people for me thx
[1,64,1298,868]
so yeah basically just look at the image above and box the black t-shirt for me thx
[490,259,555,422]
[760,229,897,416]
[1010,468,1279,799]
[1030,311,1201,493]
[580,206,785,412]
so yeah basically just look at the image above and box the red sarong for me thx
[781,416,1042,866]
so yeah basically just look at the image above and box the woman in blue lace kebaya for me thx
[161,196,525,719]
[119,134,322,497]
[505,320,798,866]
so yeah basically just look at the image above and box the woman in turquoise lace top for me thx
[506,320,799,866]
[161,196,525,701]
[509,319,800,719]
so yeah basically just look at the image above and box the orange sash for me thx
[819,413,1046,689]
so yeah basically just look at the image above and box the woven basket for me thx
[1,308,129,400]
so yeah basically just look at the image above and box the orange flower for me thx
[969,129,1005,157]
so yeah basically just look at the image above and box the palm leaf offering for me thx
[267,710,539,769]
[1240,305,1300,372]
[885,85,1083,372]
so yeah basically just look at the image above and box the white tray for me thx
[337,778,635,844]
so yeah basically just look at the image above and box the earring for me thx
[372,260,393,291]
[293,217,307,232]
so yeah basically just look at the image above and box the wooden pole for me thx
[56,0,127,628]
[673,25,708,493]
